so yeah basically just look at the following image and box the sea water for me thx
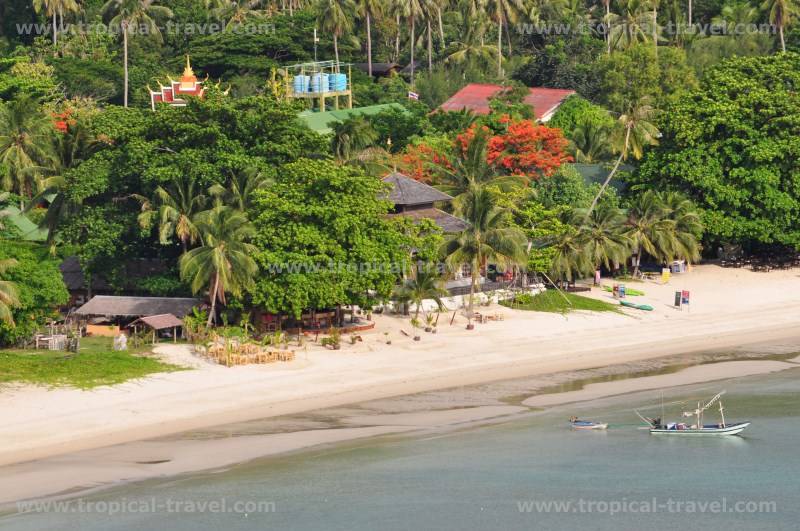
[2,368,799,531]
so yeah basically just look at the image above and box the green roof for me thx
[298,103,408,134]
[0,205,47,242]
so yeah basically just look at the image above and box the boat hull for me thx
[571,422,608,430]
[649,422,750,436]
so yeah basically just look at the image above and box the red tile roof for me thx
[438,83,575,121]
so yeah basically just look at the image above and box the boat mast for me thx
[719,400,726,428]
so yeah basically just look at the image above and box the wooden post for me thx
[347,65,353,109]
[173,326,177,343]
[152,329,156,345]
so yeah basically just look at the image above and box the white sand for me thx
[1,265,800,469]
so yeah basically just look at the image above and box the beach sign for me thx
[661,268,671,283]
[674,291,682,307]
[681,290,690,305]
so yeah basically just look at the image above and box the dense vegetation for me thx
[0,0,797,340]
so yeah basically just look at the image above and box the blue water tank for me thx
[332,73,347,91]
[292,75,309,93]
[311,73,329,93]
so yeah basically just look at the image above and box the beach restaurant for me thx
[73,296,202,337]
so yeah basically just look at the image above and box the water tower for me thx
[283,60,353,112]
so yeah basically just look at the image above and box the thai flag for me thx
[407,91,419,100]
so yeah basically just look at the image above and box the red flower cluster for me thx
[52,109,76,134]
[400,143,452,183]
[486,116,571,178]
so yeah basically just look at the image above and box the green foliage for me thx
[0,56,58,102]
[634,52,800,248]
[250,159,412,318]
[137,272,188,297]
[548,96,614,137]
[0,242,69,346]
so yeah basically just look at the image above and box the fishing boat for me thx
[635,391,750,436]
[569,417,608,430]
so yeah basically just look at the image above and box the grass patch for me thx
[500,289,622,314]
[0,337,187,389]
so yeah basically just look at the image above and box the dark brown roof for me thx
[128,313,184,330]
[74,296,201,318]
[382,172,452,206]
[389,208,469,233]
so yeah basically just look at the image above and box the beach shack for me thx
[74,296,202,337]
[128,314,185,344]
[381,171,468,234]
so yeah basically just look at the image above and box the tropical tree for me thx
[136,177,208,253]
[0,97,56,197]
[0,259,20,326]
[355,0,383,76]
[179,206,258,327]
[445,23,498,69]
[661,191,702,263]
[206,0,266,28]
[586,97,659,216]
[568,118,612,163]
[574,205,630,271]
[330,116,379,161]
[444,184,527,317]
[209,167,273,213]
[393,265,447,319]
[548,227,591,283]
[316,0,354,69]
[762,0,796,52]
[624,190,676,275]
[33,0,80,46]
[609,0,652,51]
[101,0,174,108]
[487,0,525,76]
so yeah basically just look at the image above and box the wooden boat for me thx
[569,417,608,430]
[620,301,654,311]
[636,391,750,436]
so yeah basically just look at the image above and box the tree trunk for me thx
[633,245,642,277]
[586,125,631,218]
[52,12,57,47]
[333,33,340,71]
[468,258,479,318]
[606,1,611,54]
[437,7,445,48]
[653,5,658,56]
[395,13,401,62]
[123,26,129,108]
[427,20,433,73]
[497,18,503,77]
[780,24,786,52]
[410,17,416,87]
[207,272,220,328]
[688,0,692,26]
[366,12,373,77]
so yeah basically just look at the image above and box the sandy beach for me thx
[2,264,800,491]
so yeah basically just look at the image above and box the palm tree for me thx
[568,118,612,163]
[624,190,676,276]
[713,0,759,26]
[136,177,208,253]
[393,266,447,319]
[661,191,702,263]
[548,228,591,283]
[762,0,796,52]
[0,96,57,197]
[355,0,383,76]
[209,167,273,213]
[28,176,81,252]
[317,0,354,69]
[487,0,525,77]
[101,0,174,108]
[180,206,258,327]
[206,0,265,28]
[444,184,527,316]
[330,115,379,161]
[402,0,425,86]
[33,0,79,47]
[609,0,652,51]
[574,204,630,272]
[445,23,498,69]
[586,98,659,216]
[0,258,20,326]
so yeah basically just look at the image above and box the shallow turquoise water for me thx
[3,368,800,531]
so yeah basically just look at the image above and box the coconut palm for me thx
[101,0,174,108]
[206,0,266,28]
[713,0,760,26]
[28,176,81,252]
[624,190,676,276]
[574,204,630,271]
[762,0,797,52]
[548,227,591,283]
[586,97,659,216]
[486,0,525,77]
[0,258,20,326]
[444,184,527,316]
[609,0,652,51]
[445,23,498,69]
[33,0,80,46]
[393,265,447,319]
[568,118,612,163]
[317,0,355,69]
[399,0,425,86]
[209,167,273,213]
[136,177,208,253]
[355,0,383,76]
[180,206,258,327]
[0,96,57,197]
[660,191,702,263]
[330,115,379,161]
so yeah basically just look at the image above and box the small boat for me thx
[620,301,654,311]
[636,391,750,436]
[569,417,608,430]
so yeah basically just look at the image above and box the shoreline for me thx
[1,336,799,508]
